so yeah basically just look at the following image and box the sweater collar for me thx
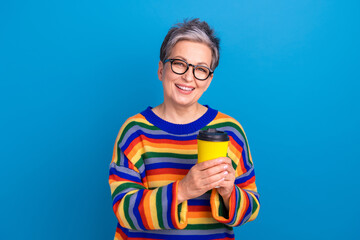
[141,105,218,135]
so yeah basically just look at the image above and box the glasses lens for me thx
[171,59,187,74]
[194,66,210,80]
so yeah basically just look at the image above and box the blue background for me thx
[1,0,359,239]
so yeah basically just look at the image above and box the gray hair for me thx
[160,18,220,71]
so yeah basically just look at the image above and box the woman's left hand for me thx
[215,157,236,210]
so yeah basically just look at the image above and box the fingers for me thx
[211,177,227,189]
[197,157,233,172]
[215,164,235,193]
[202,168,228,186]
[220,157,235,175]
[181,157,235,200]
[210,157,235,191]
[217,174,234,187]
[200,163,228,179]
[196,157,225,170]
[200,164,233,189]
[197,157,234,176]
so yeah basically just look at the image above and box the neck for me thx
[153,102,207,124]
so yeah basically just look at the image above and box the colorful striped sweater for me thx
[109,106,260,240]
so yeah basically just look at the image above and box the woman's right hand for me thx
[177,158,229,203]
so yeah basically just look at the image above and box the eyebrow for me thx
[172,56,210,67]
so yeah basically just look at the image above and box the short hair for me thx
[160,18,220,71]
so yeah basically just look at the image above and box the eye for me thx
[196,66,209,74]
[173,60,186,68]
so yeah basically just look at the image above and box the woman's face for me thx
[158,40,213,108]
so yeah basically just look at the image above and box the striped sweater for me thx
[109,106,260,240]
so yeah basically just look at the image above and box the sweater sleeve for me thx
[210,121,260,226]
[109,126,188,231]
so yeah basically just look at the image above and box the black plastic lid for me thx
[197,128,229,142]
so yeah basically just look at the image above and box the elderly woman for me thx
[109,19,260,240]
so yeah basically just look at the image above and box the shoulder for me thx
[119,113,149,133]
[115,110,154,143]
[207,109,252,151]
[209,110,248,137]
[211,110,253,165]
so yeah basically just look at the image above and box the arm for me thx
[210,123,260,226]
[109,129,188,230]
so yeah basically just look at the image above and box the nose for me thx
[183,65,195,82]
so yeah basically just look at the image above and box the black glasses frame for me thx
[163,58,214,80]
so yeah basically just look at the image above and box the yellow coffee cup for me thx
[197,128,229,163]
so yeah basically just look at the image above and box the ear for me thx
[157,60,164,81]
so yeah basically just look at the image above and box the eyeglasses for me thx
[163,59,214,80]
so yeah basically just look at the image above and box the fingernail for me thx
[223,165,228,169]
[218,158,223,163]
[223,171,228,175]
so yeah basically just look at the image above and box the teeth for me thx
[176,84,194,91]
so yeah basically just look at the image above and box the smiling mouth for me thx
[175,84,195,92]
